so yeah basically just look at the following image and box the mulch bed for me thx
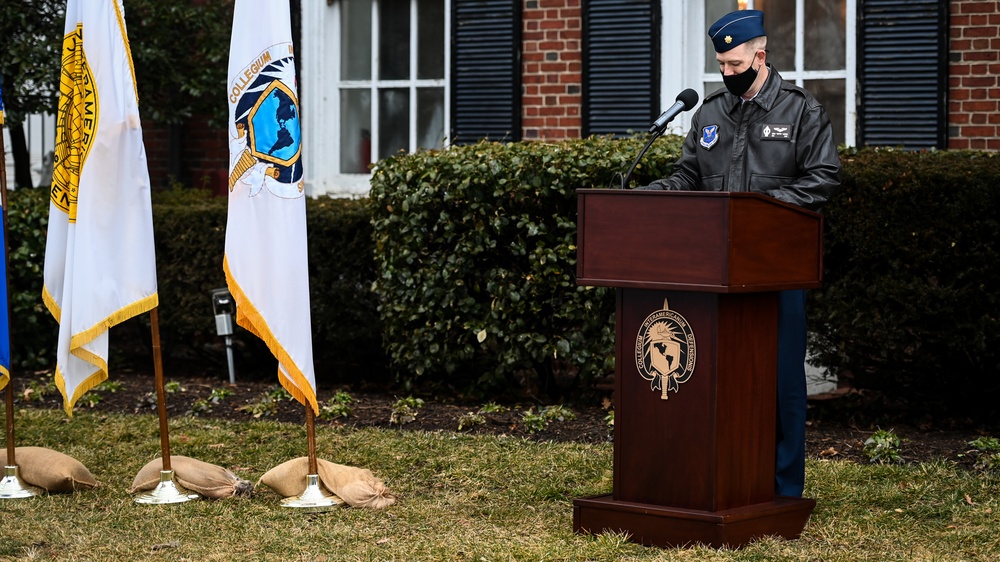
[7,370,996,471]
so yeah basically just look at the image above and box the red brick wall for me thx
[182,122,229,196]
[141,2,998,184]
[141,125,171,188]
[522,0,583,140]
[143,122,229,194]
[948,0,1000,150]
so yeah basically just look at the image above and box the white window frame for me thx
[661,0,856,146]
[301,0,450,198]
[2,113,56,190]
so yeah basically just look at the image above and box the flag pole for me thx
[0,376,35,499]
[0,124,41,499]
[307,406,318,475]
[134,307,197,504]
[150,307,172,470]
[227,0,337,513]
[279,402,341,511]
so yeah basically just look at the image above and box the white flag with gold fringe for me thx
[42,0,158,415]
[225,0,317,413]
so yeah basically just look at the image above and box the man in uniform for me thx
[640,9,841,497]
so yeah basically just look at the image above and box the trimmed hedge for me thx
[369,136,684,397]
[810,148,1000,418]
[371,141,1000,415]
[151,190,386,382]
[8,142,999,417]
[5,187,386,384]
[6,187,55,369]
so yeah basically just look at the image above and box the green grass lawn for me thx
[1,408,999,561]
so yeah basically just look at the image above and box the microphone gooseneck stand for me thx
[610,88,700,189]
[618,127,665,189]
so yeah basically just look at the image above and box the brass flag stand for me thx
[134,308,198,505]
[1,390,41,499]
[0,122,41,500]
[280,406,341,512]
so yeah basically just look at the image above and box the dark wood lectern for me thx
[572,189,823,548]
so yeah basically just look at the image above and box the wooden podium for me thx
[572,189,822,548]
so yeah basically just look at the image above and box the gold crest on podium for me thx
[634,299,697,400]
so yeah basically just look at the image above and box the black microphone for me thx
[649,88,700,133]
[614,88,700,189]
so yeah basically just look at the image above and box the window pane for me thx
[804,0,846,70]
[417,87,445,150]
[703,80,724,97]
[378,88,410,159]
[341,0,372,80]
[804,79,845,147]
[340,89,372,174]
[417,0,445,79]
[704,0,741,74]
[380,0,411,80]
[756,0,795,71]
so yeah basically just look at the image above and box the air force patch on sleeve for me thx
[761,124,792,140]
[700,125,719,149]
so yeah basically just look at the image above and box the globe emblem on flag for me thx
[248,81,301,176]
[230,54,303,198]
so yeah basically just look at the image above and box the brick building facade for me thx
[140,0,999,192]
[142,123,229,193]
[948,0,1000,150]
[522,0,582,140]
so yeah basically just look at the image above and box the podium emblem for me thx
[635,299,697,400]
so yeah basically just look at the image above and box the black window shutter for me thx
[583,0,659,137]
[858,0,948,149]
[451,0,522,144]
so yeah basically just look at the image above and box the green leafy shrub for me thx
[236,385,290,419]
[520,408,549,433]
[968,436,1000,452]
[6,187,57,370]
[22,379,56,402]
[478,402,506,414]
[456,412,485,431]
[520,405,578,434]
[10,141,1000,421]
[369,136,683,397]
[7,187,383,384]
[863,428,903,464]
[145,190,386,383]
[77,393,101,409]
[390,396,425,425]
[810,149,1000,419]
[318,390,354,420]
[189,387,233,416]
[94,381,123,393]
[541,404,577,422]
[979,454,1000,472]
[305,197,386,380]
[126,0,234,128]
[965,436,1000,472]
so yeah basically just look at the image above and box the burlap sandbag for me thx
[130,456,253,499]
[0,446,98,492]
[258,457,396,509]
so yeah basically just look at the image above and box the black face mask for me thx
[722,61,759,97]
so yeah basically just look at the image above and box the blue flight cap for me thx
[708,10,766,53]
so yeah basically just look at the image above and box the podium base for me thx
[573,494,815,549]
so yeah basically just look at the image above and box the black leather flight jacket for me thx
[644,67,841,213]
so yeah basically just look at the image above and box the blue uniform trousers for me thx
[775,289,807,497]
